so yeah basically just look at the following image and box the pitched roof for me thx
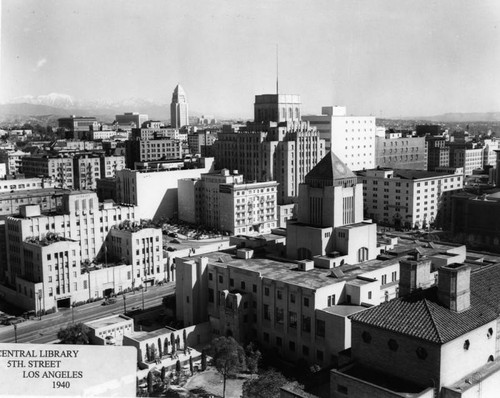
[305,151,356,186]
[350,265,500,344]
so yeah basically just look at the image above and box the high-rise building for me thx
[302,106,376,171]
[170,84,189,128]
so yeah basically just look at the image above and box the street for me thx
[0,282,175,344]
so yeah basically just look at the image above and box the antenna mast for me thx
[276,44,279,95]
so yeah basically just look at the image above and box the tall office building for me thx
[303,106,376,171]
[170,84,189,128]
[254,94,301,124]
[213,94,325,206]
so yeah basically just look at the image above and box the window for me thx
[392,271,397,282]
[327,294,335,307]
[208,288,214,303]
[276,337,282,347]
[263,304,271,320]
[464,339,470,350]
[253,284,257,293]
[416,346,427,359]
[277,290,283,300]
[289,341,295,351]
[316,319,325,337]
[337,385,348,395]
[302,316,311,333]
[289,311,297,328]
[368,291,372,299]
[218,275,223,283]
[209,273,213,281]
[388,339,398,351]
[381,275,387,285]
[264,287,270,296]
[290,293,296,304]
[488,328,494,338]
[275,307,284,324]
[303,297,309,307]
[302,345,309,356]
[241,281,246,290]
[230,278,234,287]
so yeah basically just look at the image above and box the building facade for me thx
[213,121,325,205]
[287,151,378,264]
[332,260,500,398]
[178,169,278,235]
[375,132,426,170]
[302,106,376,171]
[358,168,463,229]
[170,84,189,128]
[115,157,215,220]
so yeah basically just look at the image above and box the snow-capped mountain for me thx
[7,93,76,109]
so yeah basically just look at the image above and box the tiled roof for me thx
[350,265,500,344]
[305,151,356,185]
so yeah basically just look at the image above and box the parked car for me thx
[102,298,117,306]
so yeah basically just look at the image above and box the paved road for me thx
[0,283,175,344]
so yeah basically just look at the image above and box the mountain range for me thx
[1,93,500,125]
[0,93,172,124]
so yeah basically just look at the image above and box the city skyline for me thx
[1,0,500,119]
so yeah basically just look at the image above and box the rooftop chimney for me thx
[398,255,432,297]
[437,263,471,312]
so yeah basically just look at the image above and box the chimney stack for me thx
[437,263,471,312]
[398,254,432,297]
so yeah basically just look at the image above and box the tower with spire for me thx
[170,84,189,128]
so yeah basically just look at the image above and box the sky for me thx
[1,0,500,118]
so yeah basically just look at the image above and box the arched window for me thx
[358,247,369,262]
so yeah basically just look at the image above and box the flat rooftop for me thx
[0,188,71,199]
[184,251,401,291]
[321,305,367,317]
[85,314,132,330]
[130,327,177,342]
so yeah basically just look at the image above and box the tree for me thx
[170,333,176,353]
[164,338,169,355]
[242,369,292,398]
[150,343,158,361]
[183,329,187,350]
[161,366,166,382]
[201,350,207,371]
[175,359,181,380]
[245,343,261,374]
[176,335,181,351]
[57,323,90,344]
[189,355,193,375]
[207,336,246,398]
[145,344,151,362]
[158,338,163,358]
[147,371,153,395]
